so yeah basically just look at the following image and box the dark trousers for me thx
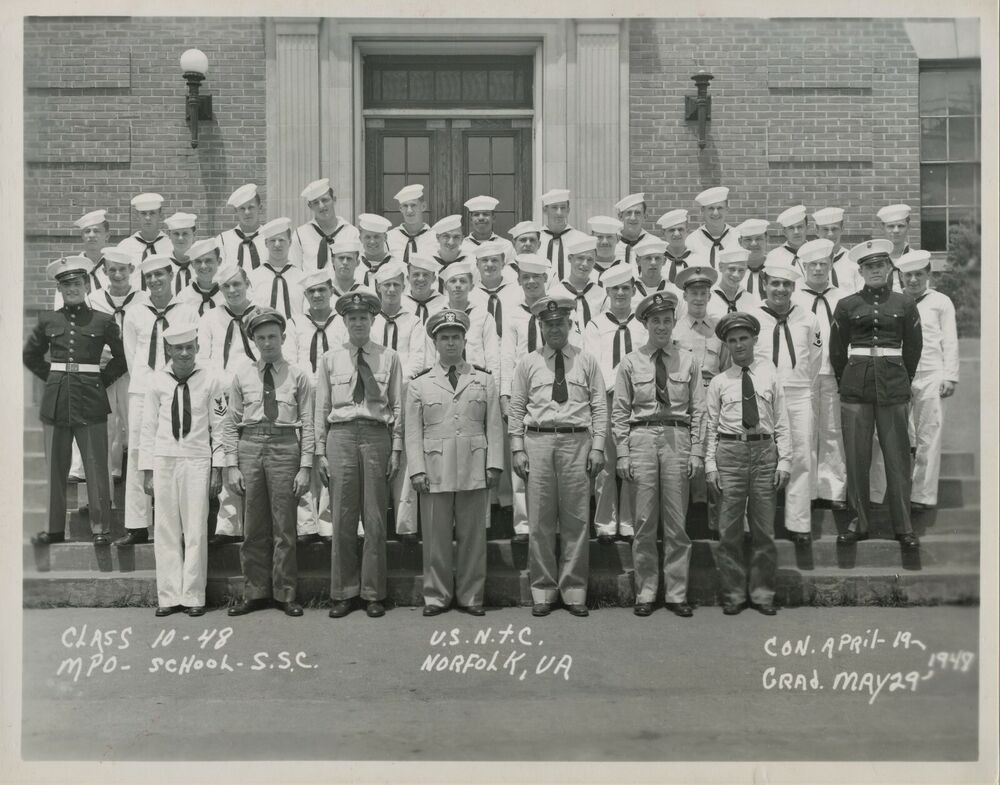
[43,422,112,535]
[238,427,300,602]
[841,402,913,535]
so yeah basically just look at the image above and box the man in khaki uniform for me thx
[406,310,504,617]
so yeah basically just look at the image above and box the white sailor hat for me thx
[776,205,807,228]
[812,207,845,226]
[101,247,134,266]
[301,178,332,202]
[877,204,911,224]
[657,209,689,230]
[797,238,835,264]
[848,239,894,265]
[213,262,245,285]
[540,188,570,207]
[600,264,635,288]
[588,216,624,235]
[695,187,729,207]
[514,254,550,275]
[566,236,598,255]
[896,249,933,273]
[464,195,499,212]
[762,261,802,282]
[162,321,199,345]
[258,217,292,240]
[140,254,174,275]
[717,248,751,267]
[300,270,334,291]
[130,193,164,211]
[357,213,393,234]
[634,236,668,257]
[432,215,463,235]
[735,218,770,238]
[509,221,542,239]
[227,183,259,208]
[164,212,197,231]
[47,256,93,282]
[408,255,441,274]
[187,237,220,260]
[75,209,108,230]
[614,193,646,212]
[373,260,407,284]
[330,238,361,256]
[474,241,506,260]
[439,260,476,284]
[394,184,425,204]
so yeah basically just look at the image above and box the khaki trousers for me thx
[420,489,488,608]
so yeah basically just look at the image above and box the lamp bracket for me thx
[685,95,712,122]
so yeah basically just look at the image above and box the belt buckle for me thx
[66,362,79,372]
[868,346,878,357]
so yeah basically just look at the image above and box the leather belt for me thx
[631,418,688,429]
[327,418,387,429]
[848,346,902,357]
[49,362,100,373]
[718,432,772,442]
[525,425,589,434]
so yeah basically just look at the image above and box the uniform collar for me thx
[541,343,574,359]
[256,357,287,371]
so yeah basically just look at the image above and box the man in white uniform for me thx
[813,207,860,292]
[658,209,696,284]
[461,195,515,266]
[707,249,760,319]
[117,193,172,264]
[219,183,267,269]
[614,193,651,268]
[387,184,437,262]
[765,205,809,273]
[163,212,198,295]
[176,238,225,316]
[356,213,395,285]
[292,178,358,271]
[685,187,740,267]
[539,189,587,282]
[736,218,770,298]
[248,217,305,321]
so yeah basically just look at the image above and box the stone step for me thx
[940,452,976,477]
[24,427,44,454]
[936,477,979,509]
[22,564,979,609]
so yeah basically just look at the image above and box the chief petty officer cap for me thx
[162,321,199,345]
[335,288,382,316]
[244,306,287,336]
[636,290,679,322]
[426,308,471,337]
[530,295,575,321]
[674,265,718,289]
[715,311,761,341]
[848,239,894,266]
[47,255,94,282]
[896,249,933,274]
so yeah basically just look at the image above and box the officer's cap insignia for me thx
[866,241,873,249]
[352,293,361,304]
[445,312,456,322]
[547,301,557,311]
[653,293,663,304]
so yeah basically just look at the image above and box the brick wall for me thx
[24,16,267,310]
[629,18,921,247]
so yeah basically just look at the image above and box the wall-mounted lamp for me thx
[684,71,714,150]
[180,48,213,149]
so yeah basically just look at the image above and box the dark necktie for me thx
[401,228,427,263]
[830,252,844,288]
[620,233,643,266]
[408,295,432,324]
[741,366,759,429]
[235,228,261,270]
[105,290,136,332]
[713,289,740,314]
[193,283,220,316]
[137,236,159,261]
[268,265,293,317]
[545,228,570,280]
[448,364,459,390]
[312,223,343,270]
[666,251,690,283]
[482,286,505,337]
[762,305,797,368]
[169,369,194,438]
[262,363,278,421]
[563,281,593,326]
[635,280,665,298]
[309,314,335,372]
[804,288,833,326]
[654,348,670,407]
[89,258,105,291]
[606,311,633,368]
[522,304,539,352]
[382,312,401,350]
[551,349,568,403]
[353,348,379,403]
[745,267,765,296]
[172,260,192,293]
[146,303,175,369]
[223,306,256,368]
[702,227,728,268]
[783,244,800,266]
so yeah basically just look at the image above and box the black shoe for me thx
[423,604,448,617]
[185,606,206,617]
[209,534,243,546]
[329,598,358,618]
[93,534,111,546]
[566,604,589,617]
[754,602,778,616]
[618,534,634,544]
[596,534,616,545]
[276,600,304,617]
[319,535,332,544]
[664,601,694,618]
[461,605,486,617]
[113,529,148,547]
[67,474,86,484]
[531,603,551,617]
[155,605,183,617]
[227,598,270,617]
[790,533,811,546]
[830,500,848,511]
[31,531,65,547]
[837,530,869,544]
[297,533,322,546]
[910,502,934,513]
[633,602,654,617]
[897,533,920,550]
[511,533,529,545]
[399,533,419,545]
[366,600,385,618]
[722,602,745,616]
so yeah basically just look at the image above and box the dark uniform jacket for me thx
[23,304,127,426]
[829,285,922,405]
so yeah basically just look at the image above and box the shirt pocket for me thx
[667,371,691,406]
[424,437,444,478]
[328,372,355,402]
[276,388,300,422]
[631,371,657,406]
[719,385,743,417]
[462,381,488,421]
[44,324,66,339]
[423,399,446,426]
[567,378,590,403]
